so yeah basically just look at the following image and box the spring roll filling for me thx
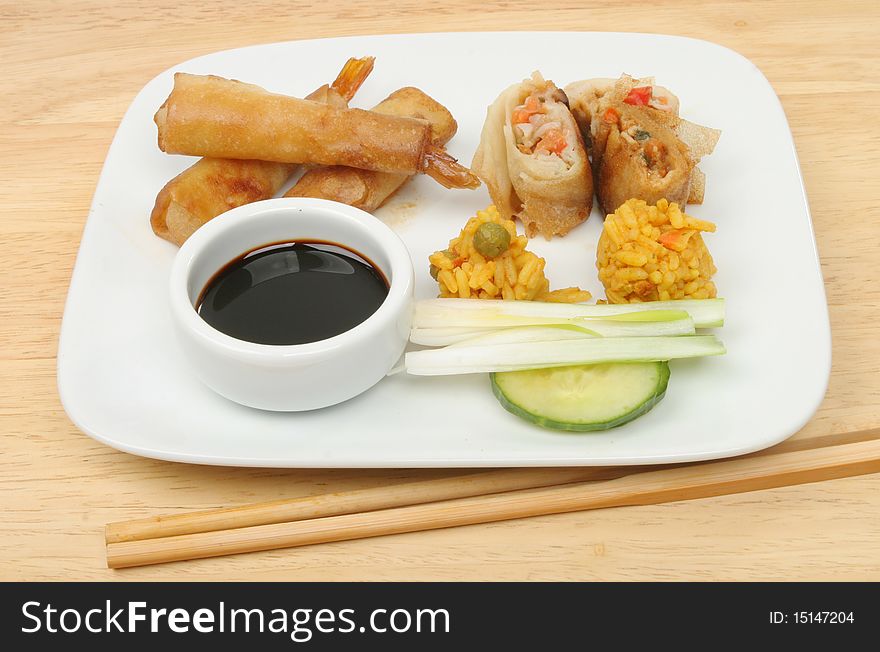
[511,89,576,168]
[623,85,676,112]
[604,108,672,178]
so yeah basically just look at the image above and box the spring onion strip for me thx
[404,335,726,376]
[411,316,696,347]
[413,298,725,329]
[446,325,598,348]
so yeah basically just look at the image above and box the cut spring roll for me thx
[565,75,720,214]
[471,72,593,239]
[154,73,479,190]
[593,103,694,215]
[150,57,374,246]
[285,87,457,211]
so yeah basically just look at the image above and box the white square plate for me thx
[57,32,830,467]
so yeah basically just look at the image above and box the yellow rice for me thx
[430,205,591,303]
[597,198,717,303]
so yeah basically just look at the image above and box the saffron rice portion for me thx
[429,205,591,303]
[597,198,717,303]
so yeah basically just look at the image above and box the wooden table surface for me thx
[2,0,879,580]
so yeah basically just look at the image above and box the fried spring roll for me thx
[150,57,374,245]
[151,159,295,245]
[593,104,693,215]
[285,87,457,210]
[566,75,719,214]
[154,74,479,189]
[471,72,593,239]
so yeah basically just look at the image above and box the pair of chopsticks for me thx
[105,437,880,569]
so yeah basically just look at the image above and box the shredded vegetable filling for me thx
[605,108,671,178]
[512,89,575,166]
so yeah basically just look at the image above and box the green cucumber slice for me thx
[490,362,670,432]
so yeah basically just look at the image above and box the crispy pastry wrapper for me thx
[593,104,694,215]
[673,118,720,203]
[155,73,432,174]
[151,158,296,245]
[286,87,457,211]
[150,58,374,246]
[565,75,719,211]
[471,72,593,239]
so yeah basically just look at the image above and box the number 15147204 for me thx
[770,612,854,624]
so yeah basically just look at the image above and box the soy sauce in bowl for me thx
[196,241,389,346]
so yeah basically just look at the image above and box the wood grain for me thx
[105,440,880,568]
[2,0,879,580]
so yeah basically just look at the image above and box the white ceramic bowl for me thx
[169,198,414,411]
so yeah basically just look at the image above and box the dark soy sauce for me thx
[197,241,389,345]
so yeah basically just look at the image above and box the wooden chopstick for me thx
[106,438,880,569]
[105,467,625,544]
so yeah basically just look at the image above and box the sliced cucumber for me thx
[490,362,670,432]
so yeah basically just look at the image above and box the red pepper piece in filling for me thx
[624,86,653,106]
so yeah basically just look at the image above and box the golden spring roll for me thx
[566,75,719,213]
[565,77,679,159]
[152,159,295,245]
[471,72,593,239]
[154,73,479,189]
[285,87,457,210]
[592,103,694,215]
[151,57,374,246]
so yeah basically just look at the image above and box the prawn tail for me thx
[330,56,376,102]
[422,143,482,190]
